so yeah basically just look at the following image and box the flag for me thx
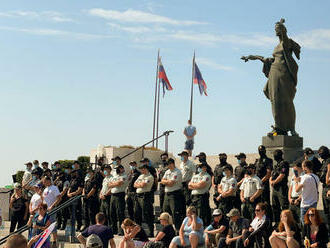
[33,222,56,248]
[193,62,208,96]
[158,58,173,97]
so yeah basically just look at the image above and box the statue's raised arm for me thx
[240,55,265,63]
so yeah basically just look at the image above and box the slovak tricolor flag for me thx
[193,62,208,96]
[158,58,173,97]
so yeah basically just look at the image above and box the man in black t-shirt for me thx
[318,146,330,225]
[204,209,229,248]
[126,161,141,221]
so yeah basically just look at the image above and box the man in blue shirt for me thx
[183,120,196,156]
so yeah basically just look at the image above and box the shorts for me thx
[171,231,204,247]
[133,240,148,248]
[184,140,194,151]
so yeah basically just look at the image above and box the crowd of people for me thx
[4,144,330,248]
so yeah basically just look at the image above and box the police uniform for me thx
[100,174,113,226]
[255,156,273,202]
[109,171,128,234]
[240,175,263,220]
[320,158,330,224]
[54,172,70,230]
[126,167,141,221]
[271,160,289,223]
[180,159,196,206]
[190,170,212,226]
[218,175,237,213]
[163,167,185,230]
[158,164,168,212]
[135,172,154,235]
[213,162,233,207]
[68,172,84,229]
[234,162,248,208]
[83,175,99,227]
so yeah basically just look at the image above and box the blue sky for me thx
[1,0,330,185]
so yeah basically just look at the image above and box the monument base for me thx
[262,135,303,162]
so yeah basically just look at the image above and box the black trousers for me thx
[322,186,330,224]
[135,192,154,234]
[126,192,136,221]
[10,212,26,232]
[110,192,126,234]
[191,193,211,226]
[56,201,70,228]
[83,198,99,226]
[163,190,185,230]
[100,196,111,226]
[271,188,289,224]
[218,196,236,214]
[182,182,192,207]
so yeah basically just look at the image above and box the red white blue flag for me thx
[33,222,56,248]
[193,62,207,96]
[158,58,173,97]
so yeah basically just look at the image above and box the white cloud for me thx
[197,57,234,71]
[295,29,330,51]
[107,22,167,34]
[88,8,207,26]
[0,10,74,23]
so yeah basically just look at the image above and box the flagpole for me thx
[152,49,160,147]
[156,57,161,148]
[189,51,195,123]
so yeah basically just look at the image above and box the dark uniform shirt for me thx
[234,162,248,183]
[320,158,330,187]
[69,176,84,193]
[255,157,273,186]
[54,175,69,202]
[271,160,289,191]
[84,177,98,200]
[214,163,233,186]
[127,169,141,193]
[147,166,158,192]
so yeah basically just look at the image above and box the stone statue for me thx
[241,19,301,136]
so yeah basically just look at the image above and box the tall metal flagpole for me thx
[189,51,195,123]
[155,57,161,148]
[152,49,160,147]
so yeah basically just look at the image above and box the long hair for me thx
[122,218,137,227]
[304,208,323,226]
[278,210,296,232]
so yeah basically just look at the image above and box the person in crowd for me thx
[109,164,128,235]
[303,148,322,176]
[4,234,40,248]
[242,202,271,248]
[27,203,51,248]
[41,162,49,171]
[85,234,103,248]
[204,209,229,248]
[161,158,185,231]
[95,159,106,190]
[42,169,53,185]
[67,168,84,231]
[29,184,43,215]
[169,206,204,248]
[218,208,249,248]
[288,161,303,223]
[100,165,113,226]
[179,151,196,207]
[189,162,212,226]
[196,152,214,177]
[24,169,42,199]
[126,161,140,221]
[270,149,289,225]
[22,162,33,198]
[140,158,158,205]
[240,164,263,220]
[119,218,149,248]
[82,168,100,231]
[54,170,70,230]
[134,163,155,237]
[32,160,43,178]
[51,161,62,180]
[183,119,196,157]
[269,209,301,248]
[303,208,329,248]
[234,153,248,208]
[78,212,116,248]
[72,160,84,179]
[318,145,330,224]
[294,160,320,223]
[111,156,122,175]
[216,165,237,214]
[9,183,29,232]
[158,153,169,212]
[213,153,233,208]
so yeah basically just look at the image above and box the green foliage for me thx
[58,160,75,169]
[77,156,90,171]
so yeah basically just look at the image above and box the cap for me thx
[111,156,121,161]
[33,160,39,164]
[41,161,49,165]
[158,212,173,224]
[304,148,314,155]
[212,209,223,216]
[196,152,206,158]
[86,234,103,248]
[167,158,175,164]
[25,162,32,166]
[129,161,136,165]
[227,208,240,217]
[140,157,149,163]
[14,183,22,189]
[223,165,233,171]
[138,163,148,169]
[273,149,283,157]
[73,160,80,165]
[247,163,256,169]
[235,153,246,159]
[160,152,168,158]
[104,165,112,170]
[218,153,227,157]
[178,151,189,156]
[258,145,266,151]
[54,161,60,165]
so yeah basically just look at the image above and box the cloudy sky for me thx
[1,0,330,185]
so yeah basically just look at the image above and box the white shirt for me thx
[101,175,113,195]
[30,193,42,212]
[290,172,304,198]
[300,173,320,208]
[220,175,237,196]
[240,175,263,198]
[250,215,266,231]
[180,160,196,183]
[163,168,182,192]
[43,185,60,208]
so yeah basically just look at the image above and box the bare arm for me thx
[109,238,116,248]
[326,163,330,185]
[77,233,86,246]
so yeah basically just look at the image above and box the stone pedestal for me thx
[262,135,303,162]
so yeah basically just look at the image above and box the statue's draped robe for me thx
[262,39,300,132]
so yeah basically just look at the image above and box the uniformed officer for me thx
[304,148,322,176]
[158,153,169,212]
[108,164,128,235]
[318,145,330,224]
[99,165,113,226]
[72,161,84,180]
[240,164,263,221]
[54,169,70,230]
[126,161,140,221]
[111,156,122,175]
[269,149,289,224]
[216,165,237,214]
[189,162,212,226]
[234,153,248,208]
[196,152,214,177]
[67,169,84,231]
[81,168,99,231]
[213,153,233,207]
[140,158,158,204]
[134,163,155,237]
[161,158,185,230]
[288,161,303,223]
[178,151,196,207]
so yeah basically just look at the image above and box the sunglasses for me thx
[308,214,315,217]
[255,209,261,212]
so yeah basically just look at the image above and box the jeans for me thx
[300,202,317,223]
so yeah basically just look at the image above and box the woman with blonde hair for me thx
[269,209,301,248]
[119,218,148,248]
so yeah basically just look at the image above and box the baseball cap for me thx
[304,148,314,155]
[158,212,173,224]
[235,153,246,159]
[212,209,223,216]
[227,208,240,217]
[140,158,149,163]
[178,151,189,156]
[196,152,206,157]
[112,156,121,161]
[86,234,103,248]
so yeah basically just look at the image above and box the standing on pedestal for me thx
[183,120,196,157]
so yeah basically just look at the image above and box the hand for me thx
[100,194,105,200]
[310,243,318,248]
[249,196,255,202]
[270,181,275,187]
[294,177,301,183]
[180,238,186,246]
[241,198,246,203]
[216,196,221,201]
[226,237,232,245]
[327,190,330,198]
[248,227,254,232]
[244,238,249,247]
[294,199,300,206]
[289,198,293,204]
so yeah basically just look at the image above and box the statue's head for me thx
[275,18,287,37]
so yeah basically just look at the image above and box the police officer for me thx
[254,145,273,203]
[240,164,263,221]
[134,163,155,237]
[269,149,289,224]
[111,156,122,175]
[81,168,99,231]
[161,158,185,230]
[140,158,158,204]
[108,164,128,235]
[99,165,113,226]
[304,148,322,176]
[318,146,330,224]
[67,169,84,231]
[72,161,84,180]
[196,152,214,177]
[178,151,196,207]
[126,161,140,221]
[158,153,169,212]
[189,162,212,226]
[234,153,248,208]
[213,153,233,207]
[54,169,70,230]
[216,165,237,213]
